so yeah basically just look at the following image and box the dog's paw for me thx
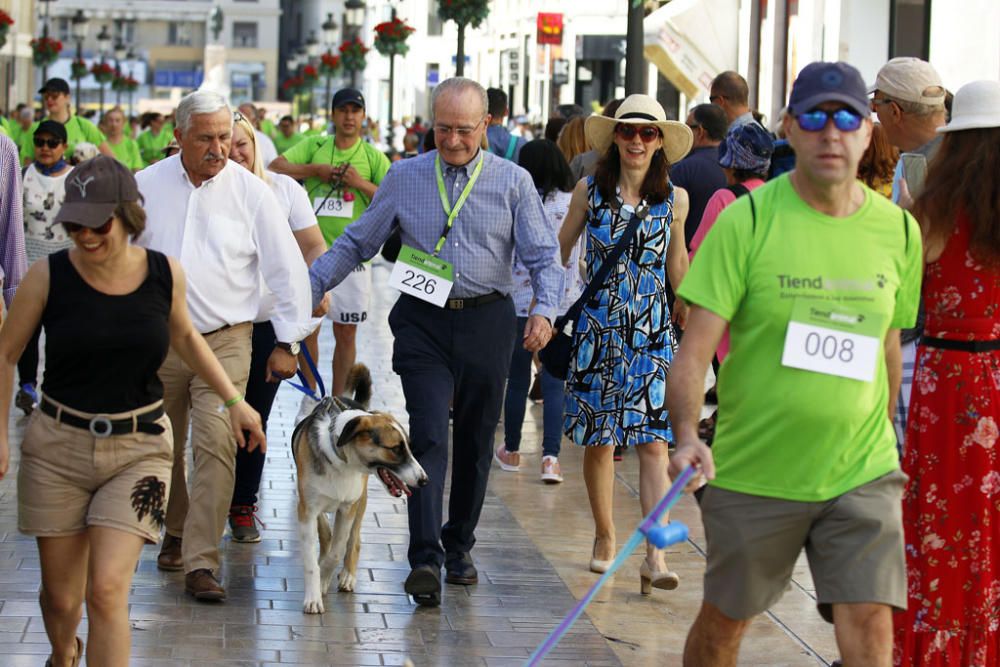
[302,597,325,614]
[337,570,357,592]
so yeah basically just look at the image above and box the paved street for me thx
[1,258,838,665]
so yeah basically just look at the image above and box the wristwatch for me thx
[275,341,301,355]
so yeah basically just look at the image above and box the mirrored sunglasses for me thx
[615,124,662,142]
[795,108,863,133]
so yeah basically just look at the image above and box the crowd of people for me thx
[0,56,995,667]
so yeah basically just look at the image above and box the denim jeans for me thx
[503,317,564,458]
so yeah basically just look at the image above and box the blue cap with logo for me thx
[787,61,870,118]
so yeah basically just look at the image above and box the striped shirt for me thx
[309,149,563,321]
[0,134,26,307]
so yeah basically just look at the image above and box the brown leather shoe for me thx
[185,568,226,601]
[157,534,183,572]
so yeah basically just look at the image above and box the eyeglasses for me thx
[794,108,863,133]
[63,218,114,235]
[615,124,661,142]
[686,122,701,130]
[433,117,485,138]
[233,111,247,123]
[709,95,725,104]
[33,137,63,149]
[870,97,894,112]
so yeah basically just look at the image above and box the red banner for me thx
[537,12,563,46]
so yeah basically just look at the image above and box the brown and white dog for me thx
[292,365,428,614]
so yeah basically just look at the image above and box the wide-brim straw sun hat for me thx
[938,80,1000,133]
[585,94,693,164]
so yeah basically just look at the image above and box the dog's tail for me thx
[344,363,372,408]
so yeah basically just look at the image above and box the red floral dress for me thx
[894,214,1000,666]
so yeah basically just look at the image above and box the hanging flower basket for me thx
[373,17,416,57]
[0,11,13,50]
[30,36,63,68]
[319,52,341,77]
[301,64,319,86]
[112,74,139,93]
[437,0,490,28]
[70,58,89,81]
[338,38,369,74]
[282,75,305,96]
[90,61,115,84]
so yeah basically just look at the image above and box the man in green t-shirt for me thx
[272,115,302,155]
[668,62,923,666]
[21,78,112,165]
[269,88,390,413]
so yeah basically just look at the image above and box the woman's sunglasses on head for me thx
[615,124,662,142]
[794,108,863,133]
[34,137,63,149]
[63,218,113,235]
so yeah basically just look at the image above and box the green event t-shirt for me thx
[273,132,303,156]
[21,115,106,162]
[136,128,173,166]
[677,175,923,502]
[109,137,143,170]
[281,135,391,245]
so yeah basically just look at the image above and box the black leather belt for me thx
[40,397,165,437]
[202,323,233,336]
[444,292,504,310]
[921,336,1000,353]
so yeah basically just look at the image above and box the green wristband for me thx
[224,394,244,408]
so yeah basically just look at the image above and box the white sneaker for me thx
[295,394,319,425]
[541,456,563,484]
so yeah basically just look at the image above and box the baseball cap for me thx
[331,88,365,110]
[34,119,67,144]
[867,57,946,105]
[55,156,140,229]
[38,78,70,96]
[787,61,870,118]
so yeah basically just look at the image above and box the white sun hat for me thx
[938,80,1000,133]
[584,94,693,164]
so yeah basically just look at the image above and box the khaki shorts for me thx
[18,400,173,543]
[326,262,372,324]
[701,469,907,622]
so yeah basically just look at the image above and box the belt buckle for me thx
[448,298,463,310]
[89,415,113,438]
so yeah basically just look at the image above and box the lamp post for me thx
[96,25,111,116]
[305,31,320,124]
[38,0,55,83]
[321,13,338,121]
[286,51,300,118]
[71,10,89,116]
[386,2,399,151]
[113,39,127,107]
[126,48,136,120]
[344,0,366,88]
[624,0,644,95]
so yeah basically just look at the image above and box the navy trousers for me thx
[389,294,516,568]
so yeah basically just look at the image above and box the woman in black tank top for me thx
[0,157,267,667]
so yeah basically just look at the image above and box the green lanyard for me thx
[433,153,485,255]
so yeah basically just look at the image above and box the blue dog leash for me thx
[282,344,327,401]
[525,466,696,666]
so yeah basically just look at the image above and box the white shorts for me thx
[326,263,371,325]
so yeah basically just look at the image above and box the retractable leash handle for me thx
[282,344,327,401]
[525,466,696,667]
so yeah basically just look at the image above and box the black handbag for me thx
[539,204,647,380]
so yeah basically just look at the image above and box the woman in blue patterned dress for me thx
[558,95,693,594]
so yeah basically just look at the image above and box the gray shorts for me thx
[700,469,907,622]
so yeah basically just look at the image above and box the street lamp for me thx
[344,0,366,87]
[113,40,128,107]
[286,51,300,117]
[37,0,56,84]
[71,10,89,116]
[96,25,112,115]
[386,1,400,151]
[321,13,339,121]
[126,48,136,120]
[304,31,320,122]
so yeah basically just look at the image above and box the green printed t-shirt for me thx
[281,135,391,245]
[677,175,923,502]
[109,137,143,170]
[22,115,106,162]
[273,132,303,156]
[136,129,173,166]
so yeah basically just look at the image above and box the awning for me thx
[643,0,740,99]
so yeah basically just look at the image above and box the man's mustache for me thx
[203,152,225,161]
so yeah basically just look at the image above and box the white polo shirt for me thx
[135,154,312,343]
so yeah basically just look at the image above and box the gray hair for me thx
[176,90,231,134]
[431,78,488,119]
[893,97,946,117]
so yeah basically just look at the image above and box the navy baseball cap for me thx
[39,77,71,96]
[787,62,870,118]
[331,88,365,110]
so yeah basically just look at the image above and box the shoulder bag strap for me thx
[556,208,645,328]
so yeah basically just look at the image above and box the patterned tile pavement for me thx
[1,258,837,665]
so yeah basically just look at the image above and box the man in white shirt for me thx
[136,90,312,601]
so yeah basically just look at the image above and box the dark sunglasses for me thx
[795,108,863,133]
[615,124,662,142]
[34,137,63,149]
[63,218,114,235]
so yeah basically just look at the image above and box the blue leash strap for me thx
[282,344,326,401]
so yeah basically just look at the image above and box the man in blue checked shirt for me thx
[309,77,562,607]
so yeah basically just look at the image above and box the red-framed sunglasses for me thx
[63,218,114,235]
[615,124,662,142]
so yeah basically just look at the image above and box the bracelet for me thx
[224,394,244,408]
